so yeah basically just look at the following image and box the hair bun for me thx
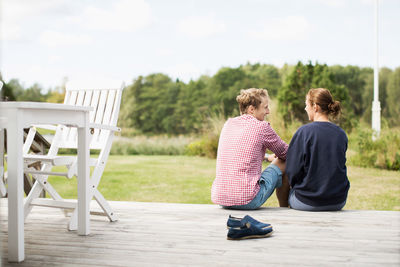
[328,101,341,117]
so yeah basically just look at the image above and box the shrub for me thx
[185,139,206,157]
[184,130,220,158]
[348,125,400,170]
[184,112,224,158]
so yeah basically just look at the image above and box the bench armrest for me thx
[89,123,121,132]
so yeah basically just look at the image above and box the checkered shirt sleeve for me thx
[211,115,288,206]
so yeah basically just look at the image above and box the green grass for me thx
[45,155,400,211]
[346,166,400,211]
[48,155,216,204]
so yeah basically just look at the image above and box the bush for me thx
[184,112,224,158]
[185,139,206,157]
[348,125,400,170]
[184,131,220,158]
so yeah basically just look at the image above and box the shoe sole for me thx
[227,231,273,240]
[226,225,272,230]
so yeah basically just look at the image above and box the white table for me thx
[0,102,92,262]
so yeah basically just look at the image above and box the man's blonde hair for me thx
[236,88,269,114]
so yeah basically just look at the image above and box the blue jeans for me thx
[288,189,346,211]
[223,164,283,210]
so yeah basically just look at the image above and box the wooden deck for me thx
[1,199,399,266]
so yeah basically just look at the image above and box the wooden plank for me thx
[1,199,399,266]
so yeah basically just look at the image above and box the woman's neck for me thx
[313,112,330,122]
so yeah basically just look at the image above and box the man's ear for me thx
[247,105,255,114]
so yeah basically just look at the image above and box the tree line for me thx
[0,75,66,104]
[1,62,399,134]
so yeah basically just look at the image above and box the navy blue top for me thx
[286,122,350,206]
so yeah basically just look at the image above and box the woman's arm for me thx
[286,130,306,186]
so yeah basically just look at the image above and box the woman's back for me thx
[286,121,350,207]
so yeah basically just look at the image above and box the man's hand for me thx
[265,153,277,162]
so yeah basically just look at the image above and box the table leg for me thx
[7,118,25,262]
[77,118,90,235]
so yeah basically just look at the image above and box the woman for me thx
[285,88,350,211]
[211,88,289,210]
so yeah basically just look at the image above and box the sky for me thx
[0,0,399,90]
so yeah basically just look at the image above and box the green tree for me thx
[173,79,208,133]
[207,67,247,117]
[119,76,142,129]
[240,63,281,96]
[46,88,66,103]
[386,67,400,127]
[279,64,295,87]
[16,83,46,102]
[278,61,353,130]
[278,61,313,123]
[330,65,367,117]
[46,77,67,103]
[378,67,392,121]
[0,75,16,101]
[120,73,180,134]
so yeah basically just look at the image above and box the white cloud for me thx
[312,0,373,7]
[360,0,374,5]
[1,0,152,42]
[1,24,22,41]
[48,54,63,63]
[3,0,69,18]
[178,15,226,39]
[249,16,311,41]
[81,0,152,32]
[66,77,124,90]
[39,31,92,47]
[1,0,71,41]
[5,63,62,88]
[312,0,348,7]
[156,48,174,57]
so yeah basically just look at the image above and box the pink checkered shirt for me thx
[211,114,288,206]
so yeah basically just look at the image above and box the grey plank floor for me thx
[1,199,399,266]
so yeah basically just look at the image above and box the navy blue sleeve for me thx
[286,128,306,187]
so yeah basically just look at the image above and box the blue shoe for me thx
[227,222,273,240]
[227,215,271,229]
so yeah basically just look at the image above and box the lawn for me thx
[45,155,400,211]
